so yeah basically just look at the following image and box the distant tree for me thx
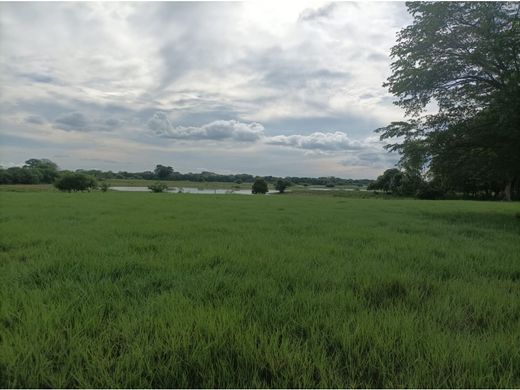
[24,158,59,183]
[5,167,42,184]
[0,168,10,184]
[368,169,401,193]
[275,180,290,193]
[100,182,110,192]
[252,178,268,194]
[154,165,174,180]
[54,172,97,192]
[148,182,169,193]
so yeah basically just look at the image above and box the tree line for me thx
[0,160,371,189]
[371,2,519,200]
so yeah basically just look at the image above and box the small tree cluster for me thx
[275,180,290,193]
[0,159,59,184]
[252,178,268,194]
[54,172,97,192]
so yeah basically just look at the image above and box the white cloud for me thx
[0,2,410,178]
[265,131,363,151]
[148,113,265,142]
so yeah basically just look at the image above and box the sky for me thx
[0,1,412,179]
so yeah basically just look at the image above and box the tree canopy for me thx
[378,2,520,200]
[54,172,97,192]
[252,178,268,194]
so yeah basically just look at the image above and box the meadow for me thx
[1,191,519,387]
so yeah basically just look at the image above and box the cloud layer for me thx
[0,2,409,178]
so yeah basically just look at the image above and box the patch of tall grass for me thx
[1,192,519,387]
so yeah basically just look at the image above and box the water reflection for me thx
[110,186,280,195]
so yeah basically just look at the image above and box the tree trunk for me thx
[504,180,512,201]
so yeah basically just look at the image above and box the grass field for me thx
[1,191,519,387]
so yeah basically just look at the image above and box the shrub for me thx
[148,182,169,193]
[54,173,97,192]
[275,180,290,193]
[100,182,110,192]
[252,178,268,194]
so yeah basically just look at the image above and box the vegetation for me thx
[252,178,268,194]
[275,179,290,193]
[54,172,97,192]
[1,160,372,188]
[99,182,110,192]
[147,182,169,193]
[1,192,519,387]
[376,2,520,200]
[0,159,58,185]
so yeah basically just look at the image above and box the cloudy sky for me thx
[0,1,411,178]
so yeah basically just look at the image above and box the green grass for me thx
[1,192,519,388]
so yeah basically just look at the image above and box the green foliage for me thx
[378,2,520,200]
[1,193,519,387]
[275,180,290,193]
[99,182,110,192]
[54,172,97,192]
[368,169,424,197]
[252,178,268,194]
[147,182,169,193]
[24,159,59,183]
[0,159,59,185]
[2,167,42,184]
[154,165,174,180]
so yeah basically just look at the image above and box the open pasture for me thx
[1,192,519,387]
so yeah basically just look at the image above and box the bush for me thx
[416,181,446,200]
[148,182,169,193]
[275,180,290,193]
[54,173,97,192]
[100,182,110,192]
[252,178,268,194]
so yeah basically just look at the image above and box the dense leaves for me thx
[252,178,268,194]
[0,159,59,185]
[275,180,290,193]
[378,2,520,200]
[54,172,97,192]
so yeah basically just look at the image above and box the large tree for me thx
[154,165,174,180]
[378,2,520,200]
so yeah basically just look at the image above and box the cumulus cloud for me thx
[147,112,172,135]
[265,131,363,151]
[148,112,265,142]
